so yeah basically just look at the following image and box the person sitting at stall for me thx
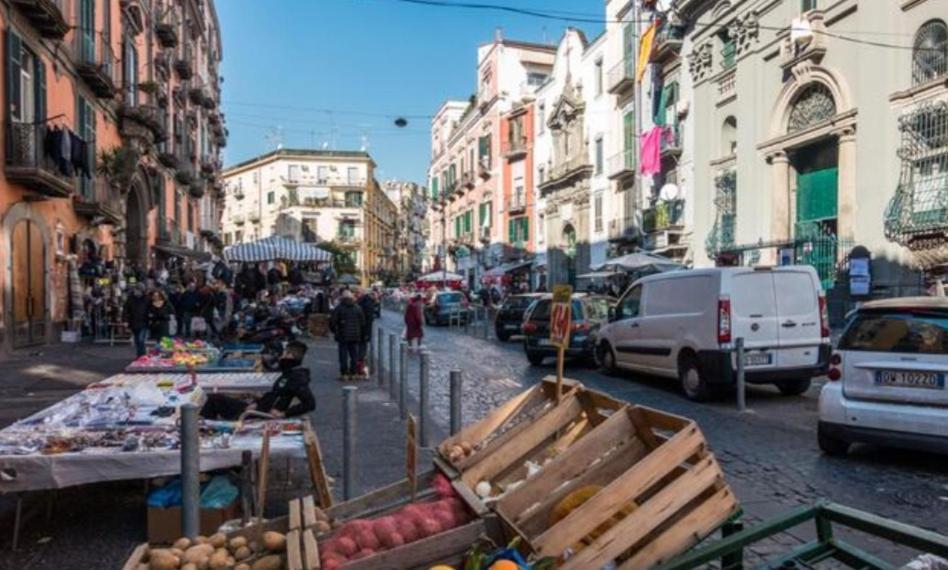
[201,341,315,420]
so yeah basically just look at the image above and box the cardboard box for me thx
[147,501,240,544]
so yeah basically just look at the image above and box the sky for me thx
[216,0,603,183]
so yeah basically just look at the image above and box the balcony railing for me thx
[174,45,194,80]
[502,136,528,159]
[608,148,636,180]
[661,123,683,158]
[608,216,642,243]
[5,121,75,198]
[74,32,118,98]
[651,25,685,64]
[12,0,69,39]
[74,176,122,224]
[232,214,245,225]
[642,199,685,233]
[542,155,592,189]
[248,211,260,223]
[154,21,178,48]
[282,174,366,188]
[508,193,527,214]
[607,58,635,95]
[461,171,476,189]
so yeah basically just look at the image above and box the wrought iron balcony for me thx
[508,193,527,214]
[608,148,636,180]
[248,211,261,223]
[608,216,642,243]
[5,121,75,198]
[154,22,178,49]
[461,171,476,189]
[74,32,118,98]
[502,136,528,160]
[607,59,635,95]
[651,25,685,64]
[188,181,205,199]
[12,0,69,39]
[661,123,683,158]
[642,199,685,233]
[233,214,245,226]
[119,104,167,144]
[73,177,121,224]
[174,47,194,80]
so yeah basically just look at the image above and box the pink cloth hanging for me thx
[639,126,664,176]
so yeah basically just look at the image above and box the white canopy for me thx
[224,236,332,263]
[417,271,464,282]
[590,252,683,274]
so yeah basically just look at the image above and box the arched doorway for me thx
[10,219,47,347]
[126,183,147,268]
[562,224,577,286]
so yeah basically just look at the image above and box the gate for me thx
[11,219,47,347]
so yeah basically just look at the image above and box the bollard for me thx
[180,403,200,539]
[376,329,385,387]
[419,351,430,447]
[449,369,462,435]
[342,386,357,500]
[735,337,746,412]
[388,333,398,399]
[483,307,490,340]
[399,341,408,419]
[371,322,379,370]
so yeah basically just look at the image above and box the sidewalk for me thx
[0,335,443,569]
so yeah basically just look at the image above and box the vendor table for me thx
[104,372,278,392]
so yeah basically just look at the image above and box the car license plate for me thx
[538,339,553,346]
[743,352,772,366]
[875,370,945,390]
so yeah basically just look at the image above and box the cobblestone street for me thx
[378,310,948,563]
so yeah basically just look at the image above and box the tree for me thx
[317,241,358,276]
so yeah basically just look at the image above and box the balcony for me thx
[118,104,167,144]
[74,32,118,98]
[248,211,261,223]
[154,22,178,48]
[188,181,205,199]
[174,49,194,80]
[539,155,593,193]
[477,159,491,180]
[157,151,178,169]
[233,214,245,226]
[461,171,475,190]
[12,0,69,39]
[650,25,685,64]
[508,194,527,215]
[661,123,682,158]
[154,52,171,79]
[642,199,685,233]
[608,148,636,180]
[337,233,360,246]
[73,177,121,224]
[607,59,635,95]
[502,136,528,160]
[479,226,491,243]
[608,217,642,243]
[200,156,220,176]
[5,122,75,198]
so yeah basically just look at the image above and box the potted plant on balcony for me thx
[188,86,204,105]
[188,181,205,199]
[154,22,178,48]
[202,94,217,110]
[175,167,194,186]
[157,151,178,169]
[98,147,139,193]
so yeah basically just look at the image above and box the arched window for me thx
[787,83,836,132]
[722,116,737,156]
[913,20,947,86]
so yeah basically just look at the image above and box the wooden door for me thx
[11,220,46,347]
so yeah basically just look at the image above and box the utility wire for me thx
[223,100,434,119]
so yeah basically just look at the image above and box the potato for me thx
[228,536,248,551]
[136,564,148,570]
[262,531,286,552]
[208,533,227,548]
[234,546,251,560]
[235,564,251,570]
[181,564,197,570]
[251,555,283,570]
[148,549,179,570]
[170,548,184,558]
[183,543,215,564]
[173,537,192,551]
[207,549,229,569]
[226,557,236,567]
[194,535,209,544]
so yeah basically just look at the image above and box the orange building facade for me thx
[0,0,226,350]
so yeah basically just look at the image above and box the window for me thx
[912,20,947,87]
[317,166,329,183]
[617,286,642,320]
[508,217,529,246]
[595,136,604,174]
[594,193,603,232]
[479,201,492,228]
[594,59,603,96]
[722,116,738,156]
[538,102,545,134]
[839,311,948,354]
[123,36,138,105]
[527,72,547,86]
[464,210,473,234]
[719,30,736,70]
[801,0,817,12]
[339,220,356,238]
[345,190,363,207]
[469,148,475,174]
[430,176,439,199]
[77,96,96,200]
[538,165,545,184]
[288,164,300,181]
[267,191,275,204]
[347,166,359,185]
[7,32,44,124]
[478,135,491,170]
[538,213,545,243]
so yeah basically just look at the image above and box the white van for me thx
[596,266,831,401]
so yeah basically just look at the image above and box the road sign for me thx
[550,284,573,402]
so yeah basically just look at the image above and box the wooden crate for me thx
[495,405,740,570]
[438,378,626,495]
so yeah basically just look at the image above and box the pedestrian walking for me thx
[124,284,150,357]
[357,289,379,375]
[330,290,365,380]
[147,290,174,341]
[177,281,201,338]
[404,294,424,351]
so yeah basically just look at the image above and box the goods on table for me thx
[159,337,212,353]
[134,530,287,569]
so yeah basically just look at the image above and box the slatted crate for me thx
[495,405,740,570]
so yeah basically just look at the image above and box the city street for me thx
[377,309,948,562]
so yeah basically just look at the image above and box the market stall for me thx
[416,271,464,290]
[126,338,263,373]
[223,236,332,264]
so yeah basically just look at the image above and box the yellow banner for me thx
[637,22,657,83]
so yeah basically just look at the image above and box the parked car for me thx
[818,297,948,456]
[596,266,831,401]
[494,293,542,341]
[423,290,470,326]
[522,294,614,366]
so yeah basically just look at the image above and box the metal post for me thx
[735,337,746,412]
[180,403,200,539]
[483,306,490,340]
[449,369,462,435]
[376,328,385,387]
[342,386,357,500]
[419,351,430,447]
[399,340,408,419]
[721,520,745,570]
[240,450,254,526]
[388,333,398,398]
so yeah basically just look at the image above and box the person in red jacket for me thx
[404,294,425,351]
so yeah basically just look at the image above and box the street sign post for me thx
[550,284,573,402]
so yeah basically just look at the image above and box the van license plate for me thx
[743,353,772,366]
[875,371,944,390]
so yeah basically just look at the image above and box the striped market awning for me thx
[223,235,332,263]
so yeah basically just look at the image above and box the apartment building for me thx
[0,0,226,349]
[427,35,555,288]
[383,180,429,280]
[221,149,396,285]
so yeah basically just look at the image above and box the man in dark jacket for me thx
[201,341,315,420]
[177,281,202,337]
[124,284,150,357]
[330,290,365,380]
[357,289,379,370]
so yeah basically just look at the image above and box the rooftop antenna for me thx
[359,132,369,152]
[494,27,502,43]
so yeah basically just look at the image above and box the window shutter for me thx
[35,56,46,122]
[478,203,485,226]
[7,30,22,121]
[485,201,491,227]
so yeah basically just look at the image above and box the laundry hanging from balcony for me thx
[640,126,669,176]
[43,126,91,177]
[637,21,659,83]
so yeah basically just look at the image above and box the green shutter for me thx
[455,216,460,237]
[35,55,46,122]
[478,203,486,226]
[796,167,838,222]
[7,30,22,121]
[431,177,439,199]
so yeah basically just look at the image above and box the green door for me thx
[795,167,838,289]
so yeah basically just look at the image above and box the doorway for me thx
[792,140,839,288]
[563,224,577,286]
[126,185,145,268]
[11,219,47,347]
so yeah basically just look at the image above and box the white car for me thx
[818,297,948,456]
[596,266,831,401]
